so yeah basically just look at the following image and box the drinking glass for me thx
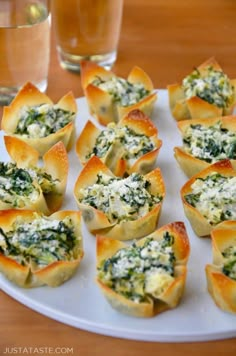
[52,0,123,71]
[0,0,50,105]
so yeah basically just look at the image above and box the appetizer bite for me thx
[74,156,165,240]
[174,116,236,177]
[76,109,162,177]
[0,209,83,288]
[1,82,77,156]
[96,221,190,317]
[0,136,68,215]
[181,160,236,237]
[206,221,236,314]
[80,60,157,125]
[168,57,236,121]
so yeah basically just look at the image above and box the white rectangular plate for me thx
[0,90,236,342]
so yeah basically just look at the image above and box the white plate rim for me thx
[0,90,236,343]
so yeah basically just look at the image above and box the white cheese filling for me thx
[222,245,236,280]
[88,123,155,166]
[182,66,234,108]
[183,122,236,163]
[0,216,79,267]
[0,162,58,208]
[186,173,236,225]
[92,76,150,107]
[79,172,161,222]
[98,234,175,302]
[15,103,75,138]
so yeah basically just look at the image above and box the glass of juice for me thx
[52,0,123,71]
[0,0,50,105]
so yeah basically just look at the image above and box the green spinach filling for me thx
[0,216,79,267]
[86,124,154,164]
[183,122,236,163]
[26,167,59,194]
[185,173,236,225]
[0,162,39,207]
[98,233,175,302]
[0,162,58,207]
[222,245,236,281]
[79,172,162,223]
[92,76,150,107]
[14,103,75,138]
[182,66,234,108]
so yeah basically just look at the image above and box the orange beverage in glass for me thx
[52,0,123,71]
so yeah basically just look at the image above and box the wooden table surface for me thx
[1,0,236,354]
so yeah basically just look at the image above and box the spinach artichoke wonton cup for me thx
[0,209,83,288]
[168,57,236,121]
[206,221,236,314]
[1,136,68,215]
[181,160,236,237]
[74,156,165,240]
[1,82,77,156]
[96,221,190,317]
[76,109,162,177]
[80,60,157,126]
[174,116,236,178]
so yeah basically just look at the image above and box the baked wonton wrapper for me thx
[80,60,157,125]
[76,109,162,177]
[168,57,236,121]
[2,136,68,215]
[174,115,236,177]
[74,156,165,240]
[96,221,190,317]
[1,82,77,156]
[0,209,83,288]
[181,160,236,237]
[206,223,236,313]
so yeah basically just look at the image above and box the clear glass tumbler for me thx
[52,0,123,71]
[0,0,50,105]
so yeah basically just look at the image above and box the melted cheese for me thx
[88,123,154,166]
[222,245,236,280]
[0,216,79,267]
[15,104,75,138]
[79,172,161,222]
[182,66,234,108]
[185,173,236,225]
[183,122,236,163]
[92,76,150,107]
[98,234,175,302]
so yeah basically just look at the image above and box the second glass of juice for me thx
[52,0,123,71]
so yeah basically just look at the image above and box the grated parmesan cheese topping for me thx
[182,66,234,108]
[98,233,175,302]
[92,76,150,107]
[0,162,40,208]
[87,123,155,165]
[183,122,236,163]
[0,162,59,208]
[185,172,236,225]
[79,172,162,223]
[0,216,79,267]
[15,103,75,138]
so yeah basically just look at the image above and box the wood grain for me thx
[1,0,236,354]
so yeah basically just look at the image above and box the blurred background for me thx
[48,0,236,99]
